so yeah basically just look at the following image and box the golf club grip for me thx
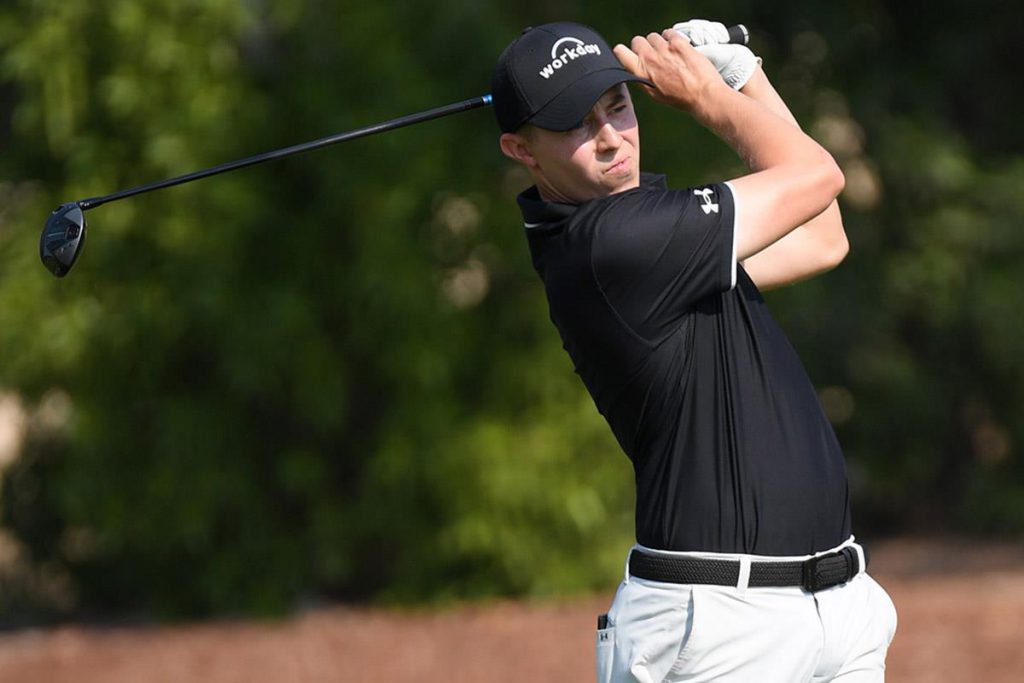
[727,24,750,45]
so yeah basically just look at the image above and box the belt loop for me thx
[852,542,866,576]
[624,548,633,584]
[736,556,751,595]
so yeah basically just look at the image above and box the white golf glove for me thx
[671,19,761,90]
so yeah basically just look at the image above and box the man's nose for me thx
[594,120,623,151]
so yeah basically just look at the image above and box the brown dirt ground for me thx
[0,538,1022,682]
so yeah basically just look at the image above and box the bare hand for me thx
[613,30,729,114]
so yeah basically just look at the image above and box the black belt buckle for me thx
[800,547,857,593]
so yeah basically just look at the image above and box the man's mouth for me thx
[606,156,632,175]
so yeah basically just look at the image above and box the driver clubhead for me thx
[40,202,87,277]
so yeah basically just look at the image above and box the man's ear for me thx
[499,132,537,167]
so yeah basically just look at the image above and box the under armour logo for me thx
[693,188,719,215]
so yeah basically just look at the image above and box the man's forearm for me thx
[741,69,842,220]
[737,65,848,288]
[689,79,836,179]
[738,67,800,127]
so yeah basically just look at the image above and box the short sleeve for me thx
[591,182,737,341]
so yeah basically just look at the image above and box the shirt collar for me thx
[516,173,668,228]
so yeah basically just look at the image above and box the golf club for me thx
[39,95,492,277]
[40,24,749,278]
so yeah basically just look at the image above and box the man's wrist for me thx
[688,81,746,127]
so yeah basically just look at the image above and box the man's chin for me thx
[607,172,640,195]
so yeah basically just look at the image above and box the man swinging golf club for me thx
[492,19,897,682]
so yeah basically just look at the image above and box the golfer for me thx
[492,20,897,682]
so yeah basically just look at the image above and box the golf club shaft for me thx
[78,94,493,210]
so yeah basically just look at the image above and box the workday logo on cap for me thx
[538,37,603,80]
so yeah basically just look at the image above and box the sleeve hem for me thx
[723,181,739,290]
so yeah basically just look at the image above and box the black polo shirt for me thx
[519,173,851,556]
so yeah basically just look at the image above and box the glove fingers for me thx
[671,19,730,46]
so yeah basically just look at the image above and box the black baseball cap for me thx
[491,22,651,133]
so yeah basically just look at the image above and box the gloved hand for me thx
[671,19,761,90]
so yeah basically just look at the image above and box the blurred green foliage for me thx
[0,0,1021,621]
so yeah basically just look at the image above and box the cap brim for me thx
[527,68,653,132]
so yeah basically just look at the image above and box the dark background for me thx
[1,0,1021,623]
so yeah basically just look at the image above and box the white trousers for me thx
[596,538,897,683]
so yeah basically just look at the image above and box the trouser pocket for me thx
[596,613,615,683]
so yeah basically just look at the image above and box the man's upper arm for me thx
[723,114,845,261]
[739,201,848,290]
